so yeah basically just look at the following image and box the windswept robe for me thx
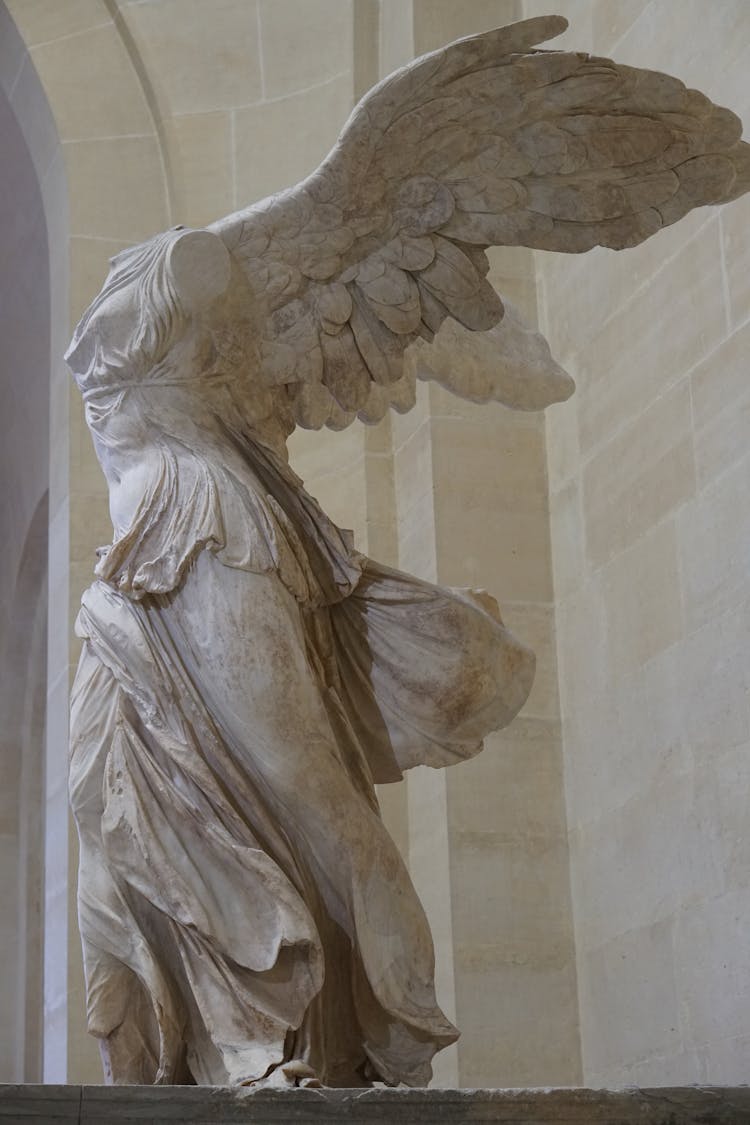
[70,430,534,1086]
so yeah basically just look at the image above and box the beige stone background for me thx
[0,0,747,1090]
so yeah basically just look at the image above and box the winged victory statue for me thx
[65,16,750,1088]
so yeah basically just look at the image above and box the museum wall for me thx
[523,0,750,1086]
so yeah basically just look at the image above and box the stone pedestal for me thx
[1,1086,749,1123]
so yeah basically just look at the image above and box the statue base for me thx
[1,1085,749,1123]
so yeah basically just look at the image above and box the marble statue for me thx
[65,16,750,1088]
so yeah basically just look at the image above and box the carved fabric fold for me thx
[329,559,535,783]
[70,535,532,1084]
[85,394,363,606]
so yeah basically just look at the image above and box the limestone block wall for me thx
[523,0,750,1086]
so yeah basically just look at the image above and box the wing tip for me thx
[458,15,570,56]
[518,13,569,46]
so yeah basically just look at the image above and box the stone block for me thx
[582,379,696,568]
[259,0,352,101]
[4,0,108,48]
[233,75,352,205]
[545,399,580,494]
[599,1048,708,1089]
[562,648,690,825]
[721,196,750,331]
[702,746,750,894]
[522,0,593,51]
[539,209,713,369]
[678,458,750,634]
[289,421,360,481]
[673,885,750,1050]
[693,389,750,495]
[578,918,681,1080]
[363,452,397,559]
[289,424,366,502]
[121,0,262,116]
[30,24,152,141]
[393,419,434,524]
[610,1,750,112]
[431,415,548,517]
[397,514,438,583]
[454,963,581,1087]
[4,1084,750,1123]
[413,0,521,57]
[554,577,609,727]
[576,220,725,458]
[675,595,750,764]
[584,773,725,946]
[447,719,564,843]
[391,380,430,449]
[435,505,552,602]
[164,111,234,230]
[363,416,392,457]
[701,1035,750,1086]
[450,824,572,954]
[66,136,168,242]
[548,478,585,602]
[691,318,750,485]
[602,518,684,675]
[591,0,648,52]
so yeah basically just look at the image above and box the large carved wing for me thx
[208,14,750,430]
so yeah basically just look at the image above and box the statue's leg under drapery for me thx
[72,540,532,1086]
[154,551,458,1086]
[72,550,462,1087]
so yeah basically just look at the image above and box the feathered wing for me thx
[208,14,750,431]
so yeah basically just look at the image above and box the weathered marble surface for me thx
[2,1085,750,1123]
[64,12,750,1089]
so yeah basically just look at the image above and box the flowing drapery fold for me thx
[71,475,533,1083]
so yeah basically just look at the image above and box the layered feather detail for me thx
[209,14,750,430]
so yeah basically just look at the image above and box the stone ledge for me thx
[1,1085,749,1124]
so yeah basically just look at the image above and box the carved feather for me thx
[207,14,750,430]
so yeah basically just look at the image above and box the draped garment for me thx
[70,424,535,1086]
